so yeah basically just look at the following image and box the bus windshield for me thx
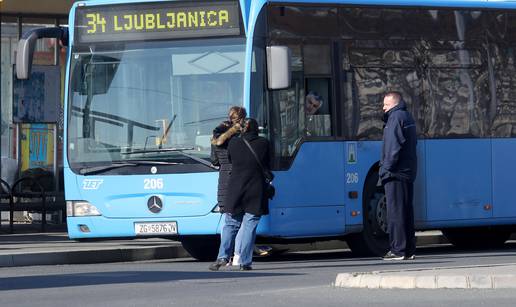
[67,38,245,172]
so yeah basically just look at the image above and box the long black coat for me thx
[225,132,270,216]
[211,122,240,211]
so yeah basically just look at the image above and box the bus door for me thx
[268,41,346,236]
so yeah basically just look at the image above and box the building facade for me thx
[1,0,77,193]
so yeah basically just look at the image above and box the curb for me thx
[0,245,190,267]
[334,269,516,289]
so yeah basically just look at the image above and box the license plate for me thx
[134,222,177,235]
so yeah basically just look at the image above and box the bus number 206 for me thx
[346,172,359,184]
[144,178,164,190]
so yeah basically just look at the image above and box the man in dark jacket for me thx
[379,91,417,261]
[209,118,270,271]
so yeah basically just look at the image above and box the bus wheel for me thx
[346,172,390,257]
[180,235,220,261]
[442,227,511,249]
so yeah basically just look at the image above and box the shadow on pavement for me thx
[254,242,516,262]
[0,270,301,291]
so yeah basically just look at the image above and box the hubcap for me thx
[376,194,388,234]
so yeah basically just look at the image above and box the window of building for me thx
[1,14,67,193]
[1,22,18,159]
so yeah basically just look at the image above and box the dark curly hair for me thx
[243,118,259,135]
[228,106,247,125]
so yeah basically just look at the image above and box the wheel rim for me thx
[375,194,388,234]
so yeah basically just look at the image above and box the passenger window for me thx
[304,45,331,75]
[269,43,334,168]
[304,78,332,137]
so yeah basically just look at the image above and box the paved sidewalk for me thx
[0,232,189,267]
[335,263,516,289]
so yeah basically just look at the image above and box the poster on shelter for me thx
[20,123,55,173]
[13,65,60,123]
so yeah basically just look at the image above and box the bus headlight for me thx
[67,201,102,217]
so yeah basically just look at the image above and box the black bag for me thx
[264,172,275,200]
[242,137,275,200]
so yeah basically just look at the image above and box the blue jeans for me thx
[217,212,261,266]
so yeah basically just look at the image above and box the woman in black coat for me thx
[225,119,271,217]
[210,118,272,271]
[210,106,246,212]
[219,118,271,270]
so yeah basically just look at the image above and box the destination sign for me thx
[75,1,241,43]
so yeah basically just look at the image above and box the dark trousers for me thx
[384,179,416,256]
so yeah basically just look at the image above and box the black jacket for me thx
[379,100,418,183]
[211,122,240,211]
[225,132,270,216]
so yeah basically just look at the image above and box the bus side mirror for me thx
[266,46,291,90]
[16,27,68,79]
[16,36,36,80]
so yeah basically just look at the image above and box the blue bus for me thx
[16,0,516,260]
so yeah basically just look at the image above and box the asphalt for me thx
[3,227,516,289]
[0,227,447,268]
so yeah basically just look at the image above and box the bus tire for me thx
[346,172,390,257]
[442,227,511,249]
[180,235,220,261]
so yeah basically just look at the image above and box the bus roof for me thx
[76,0,516,9]
[264,0,516,9]
[71,0,516,36]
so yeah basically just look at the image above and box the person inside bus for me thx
[305,91,323,115]
[209,118,271,271]
[304,91,330,137]
[379,91,418,261]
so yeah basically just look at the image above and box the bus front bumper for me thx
[66,213,223,239]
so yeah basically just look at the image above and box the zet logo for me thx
[83,179,104,190]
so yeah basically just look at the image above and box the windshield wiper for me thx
[123,147,217,170]
[79,160,181,175]
[123,147,195,155]
[79,162,137,175]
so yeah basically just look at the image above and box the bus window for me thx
[343,40,421,140]
[491,45,516,137]
[270,45,303,162]
[304,78,331,137]
[423,42,488,138]
[269,42,335,167]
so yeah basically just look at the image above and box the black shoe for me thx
[382,251,405,261]
[404,254,416,260]
[240,265,252,271]
[209,258,228,271]
[254,245,273,256]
